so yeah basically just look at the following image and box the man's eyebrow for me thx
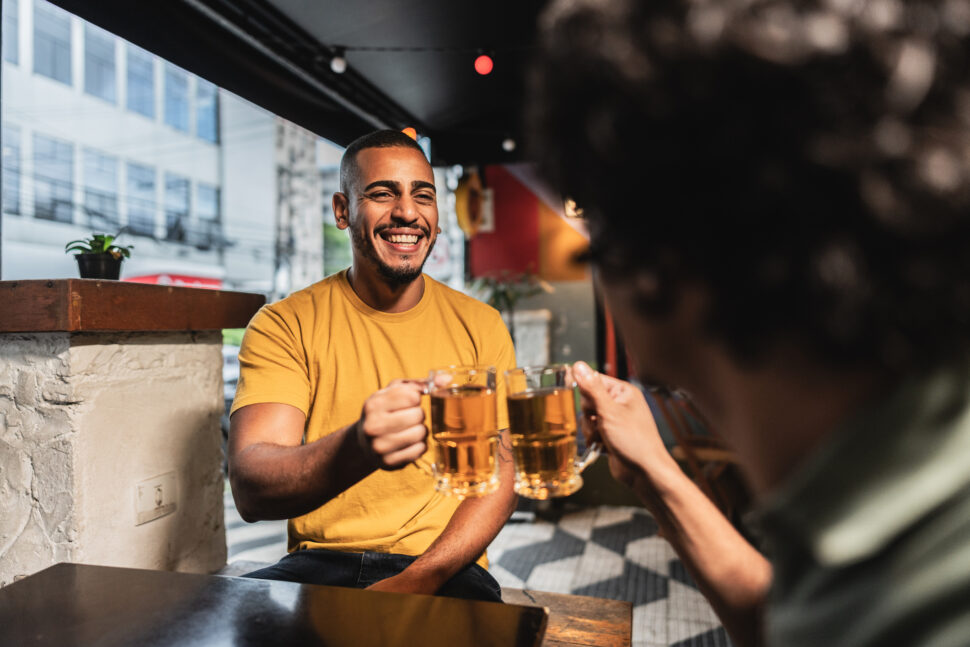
[412,180,436,193]
[362,180,400,192]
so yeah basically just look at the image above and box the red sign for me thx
[125,274,222,289]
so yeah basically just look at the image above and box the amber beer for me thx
[507,386,577,482]
[505,365,599,499]
[428,367,500,498]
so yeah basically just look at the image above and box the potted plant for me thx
[471,270,554,344]
[64,232,133,280]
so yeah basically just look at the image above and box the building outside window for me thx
[196,183,220,248]
[164,63,190,132]
[2,124,22,215]
[196,78,218,143]
[164,173,189,241]
[33,133,74,223]
[126,162,156,236]
[84,23,116,103]
[33,0,72,85]
[2,0,18,65]
[126,45,155,118]
[82,149,119,228]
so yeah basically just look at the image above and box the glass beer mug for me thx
[426,365,501,499]
[505,365,600,499]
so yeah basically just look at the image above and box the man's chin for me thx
[376,260,425,288]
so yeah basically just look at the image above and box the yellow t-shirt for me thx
[232,270,515,567]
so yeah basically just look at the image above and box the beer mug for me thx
[505,365,600,499]
[426,366,501,499]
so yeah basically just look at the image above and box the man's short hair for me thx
[340,130,427,195]
[529,0,970,370]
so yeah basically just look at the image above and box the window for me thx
[164,64,189,132]
[197,183,219,221]
[196,78,218,143]
[196,183,220,249]
[2,124,21,215]
[84,23,116,103]
[126,45,155,118]
[33,133,74,222]
[2,0,18,65]
[164,173,189,241]
[126,163,156,236]
[33,1,72,85]
[82,149,118,227]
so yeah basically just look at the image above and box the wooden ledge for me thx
[0,279,266,333]
[503,588,632,647]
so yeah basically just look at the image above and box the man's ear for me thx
[333,192,350,230]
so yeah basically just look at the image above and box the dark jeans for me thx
[242,549,503,603]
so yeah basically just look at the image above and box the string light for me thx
[502,137,516,152]
[330,47,347,74]
[474,54,494,75]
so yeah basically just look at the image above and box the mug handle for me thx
[567,373,600,473]
[575,441,601,473]
[412,377,434,476]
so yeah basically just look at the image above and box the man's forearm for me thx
[397,431,518,591]
[230,422,374,521]
[632,462,770,647]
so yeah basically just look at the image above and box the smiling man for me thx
[227,130,517,600]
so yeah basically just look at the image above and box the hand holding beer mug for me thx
[505,365,600,499]
[427,366,501,499]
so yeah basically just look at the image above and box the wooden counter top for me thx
[0,279,266,333]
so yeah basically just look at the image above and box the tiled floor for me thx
[224,487,732,647]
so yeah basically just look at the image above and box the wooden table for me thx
[0,564,548,646]
[504,589,632,647]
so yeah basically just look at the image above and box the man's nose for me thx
[391,195,419,222]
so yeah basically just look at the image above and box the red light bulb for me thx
[474,54,494,76]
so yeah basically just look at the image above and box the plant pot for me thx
[75,253,123,280]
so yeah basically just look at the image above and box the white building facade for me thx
[1,0,463,296]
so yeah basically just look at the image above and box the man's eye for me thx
[415,193,435,203]
[370,191,393,200]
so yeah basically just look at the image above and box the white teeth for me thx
[387,234,419,244]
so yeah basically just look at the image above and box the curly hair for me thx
[529,0,970,369]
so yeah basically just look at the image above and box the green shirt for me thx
[758,362,970,647]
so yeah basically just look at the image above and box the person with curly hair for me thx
[529,1,970,645]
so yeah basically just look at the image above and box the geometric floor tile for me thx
[572,560,668,606]
[626,536,677,575]
[571,541,626,589]
[527,554,584,593]
[634,599,668,647]
[488,563,526,589]
[556,507,598,541]
[668,559,698,589]
[590,512,659,555]
[666,580,722,639]
[497,527,587,582]
[593,506,638,528]
[669,627,732,647]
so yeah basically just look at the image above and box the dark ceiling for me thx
[51,0,547,165]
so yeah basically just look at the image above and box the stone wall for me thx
[0,331,226,586]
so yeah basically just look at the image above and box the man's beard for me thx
[351,223,436,289]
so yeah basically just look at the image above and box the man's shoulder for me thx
[427,276,501,319]
[262,273,345,319]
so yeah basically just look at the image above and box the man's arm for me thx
[229,380,428,522]
[366,429,518,594]
[573,362,771,647]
